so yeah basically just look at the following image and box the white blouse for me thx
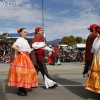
[13,37,31,53]
[91,37,100,57]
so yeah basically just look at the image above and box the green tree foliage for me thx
[76,37,82,43]
[60,36,69,44]
[0,33,8,44]
[68,35,77,46]
[60,35,83,46]
[0,33,17,44]
[6,38,17,44]
[2,33,8,36]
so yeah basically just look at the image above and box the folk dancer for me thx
[7,28,38,96]
[83,24,98,77]
[85,24,100,93]
[30,27,58,89]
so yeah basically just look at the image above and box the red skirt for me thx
[47,56,52,64]
[7,53,38,88]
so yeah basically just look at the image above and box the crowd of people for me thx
[0,44,14,63]
[44,49,85,65]
[57,50,85,63]
[0,43,85,64]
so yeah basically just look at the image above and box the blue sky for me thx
[0,0,100,40]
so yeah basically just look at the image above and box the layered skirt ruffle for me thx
[7,53,38,88]
[85,56,100,93]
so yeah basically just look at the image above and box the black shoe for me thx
[17,90,25,96]
[83,68,88,74]
[21,88,27,96]
[49,84,58,89]
[17,88,27,96]
[54,84,58,88]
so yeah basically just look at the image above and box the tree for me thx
[60,36,69,44]
[76,37,82,43]
[67,35,77,46]
[2,33,8,36]
[0,33,18,45]
[6,38,17,44]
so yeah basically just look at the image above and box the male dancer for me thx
[30,27,58,89]
[83,24,98,77]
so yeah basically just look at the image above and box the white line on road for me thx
[39,85,85,87]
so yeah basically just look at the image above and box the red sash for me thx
[35,49,45,61]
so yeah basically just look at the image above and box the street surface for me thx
[0,62,100,100]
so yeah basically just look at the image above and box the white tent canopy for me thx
[72,43,86,49]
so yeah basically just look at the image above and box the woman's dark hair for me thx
[17,28,26,33]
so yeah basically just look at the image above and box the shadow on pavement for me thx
[4,79,17,94]
[52,74,100,100]
[3,73,100,100]
[0,80,7,100]
[4,79,34,95]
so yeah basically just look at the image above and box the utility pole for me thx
[41,0,45,36]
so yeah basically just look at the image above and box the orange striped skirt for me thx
[7,53,38,88]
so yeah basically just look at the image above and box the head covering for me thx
[35,27,42,32]
[32,27,42,35]
[87,24,98,32]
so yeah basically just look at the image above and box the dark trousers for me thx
[52,57,55,65]
[29,51,38,73]
[35,54,56,81]
[83,61,92,74]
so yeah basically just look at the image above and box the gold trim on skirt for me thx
[85,56,100,93]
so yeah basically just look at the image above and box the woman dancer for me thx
[85,24,100,93]
[7,28,38,96]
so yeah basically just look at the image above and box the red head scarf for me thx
[35,27,42,32]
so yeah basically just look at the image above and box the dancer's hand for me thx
[20,51,24,54]
[44,43,47,47]
[30,48,34,52]
[52,49,55,52]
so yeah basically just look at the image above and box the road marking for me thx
[39,85,85,87]
[58,85,85,86]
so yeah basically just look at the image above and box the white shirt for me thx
[14,37,31,53]
[91,37,100,57]
[32,42,53,52]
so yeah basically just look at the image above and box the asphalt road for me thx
[0,62,100,100]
